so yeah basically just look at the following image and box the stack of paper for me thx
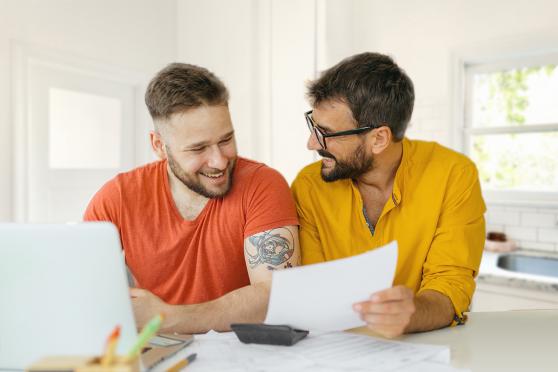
[154,330,465,372]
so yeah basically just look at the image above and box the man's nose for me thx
[307,131,321,151]
[207,146,228,169]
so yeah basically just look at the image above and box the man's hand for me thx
[352,285,416,338]
[130,288,170,330]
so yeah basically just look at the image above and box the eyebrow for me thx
[314,120,334,133]
[316,124,334,133]
[310,113,334,133]
[184,130,235,150]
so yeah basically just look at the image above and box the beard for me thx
[166,149,235,198]
[319,143,373,182]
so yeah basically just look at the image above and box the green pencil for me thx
[126,313,165,360]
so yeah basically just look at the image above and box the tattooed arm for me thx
[244,226,301,282]
[130,225,300,333]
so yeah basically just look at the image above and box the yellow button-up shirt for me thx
[291,138,486,322]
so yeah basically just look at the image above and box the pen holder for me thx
[27,355,140,372]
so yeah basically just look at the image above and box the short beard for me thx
[319,144,373,182]
[166,148,235,198]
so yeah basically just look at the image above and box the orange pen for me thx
[101,325,121,366]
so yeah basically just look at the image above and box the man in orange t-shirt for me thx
[84,63,299,334]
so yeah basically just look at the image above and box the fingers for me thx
[354,298,416,315]
[370,285,413,302]
[353,301,414,338]
[361,312,409,326]
[129,287,146,298]
[367,323,408,339]
[353,286,416,338]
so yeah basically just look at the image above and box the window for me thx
[464,55,558,203]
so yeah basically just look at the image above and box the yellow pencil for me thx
[166,353,197,372]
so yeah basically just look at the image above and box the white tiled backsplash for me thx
[485,204,558,253]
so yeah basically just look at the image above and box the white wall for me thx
[0,0,177,221]
[320,0,356,70]
[176,0,265,162]
[176,0,317,183]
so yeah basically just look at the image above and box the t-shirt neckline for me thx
[161,160,214,225]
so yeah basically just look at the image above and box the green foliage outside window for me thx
[471,64,558,191]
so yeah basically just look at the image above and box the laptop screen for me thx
[0,223,137,369]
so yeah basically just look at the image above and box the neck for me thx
[356,140,403,193]
[166,166,209,219]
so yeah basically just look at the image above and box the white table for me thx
[159,310,558,372]
[352,309,558,372]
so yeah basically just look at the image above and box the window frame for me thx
[463,53,558,206]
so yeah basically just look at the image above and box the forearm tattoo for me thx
[245,228,295,269]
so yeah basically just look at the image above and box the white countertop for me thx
[478,250,558,293]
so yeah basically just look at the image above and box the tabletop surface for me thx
[351,309,558,372]
[8,311,556,372]
[151,310,558,372]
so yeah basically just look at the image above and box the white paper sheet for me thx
[156,330,464,372]
[265,241,398,331]
[286,332,450,370]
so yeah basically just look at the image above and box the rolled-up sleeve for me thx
[418,163,486,324]
[292,175,326,265]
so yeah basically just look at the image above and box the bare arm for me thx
[353,286,454,338]
[131,225,300,333]
[405,289,454,333]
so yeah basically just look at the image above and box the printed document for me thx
[265,241,398,331]
[157,330,465,372]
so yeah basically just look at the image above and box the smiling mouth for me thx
[317,150,335,160]
[200,171,225,178]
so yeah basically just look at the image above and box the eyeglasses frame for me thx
[304,110,377,150]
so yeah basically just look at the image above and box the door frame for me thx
[11,41,150,222]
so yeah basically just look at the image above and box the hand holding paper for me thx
[353,285,416,338]
[265,241,398,331]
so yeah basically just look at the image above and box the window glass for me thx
[472,64,558,128]
[470,132,558,192]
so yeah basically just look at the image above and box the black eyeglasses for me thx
[304,110,376,150]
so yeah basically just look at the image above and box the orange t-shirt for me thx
[83,157,299,305]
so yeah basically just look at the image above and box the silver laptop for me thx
[0,223,137,370]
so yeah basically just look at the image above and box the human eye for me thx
[219,136,234,145]
[188,146,206,153]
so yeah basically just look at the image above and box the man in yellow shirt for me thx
[292,52,486,337]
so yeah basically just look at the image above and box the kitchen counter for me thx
[478,250,558,293]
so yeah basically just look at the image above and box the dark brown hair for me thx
[145,62,229,120]
[307,52,414,141]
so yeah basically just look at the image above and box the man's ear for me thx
[370,125,393,154]
[150,131,167,160]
